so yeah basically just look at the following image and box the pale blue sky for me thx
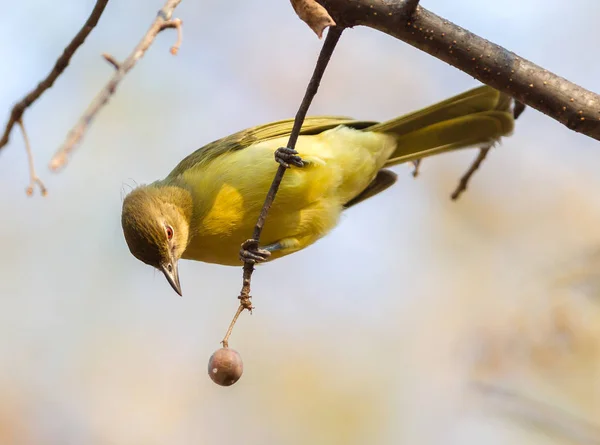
[0,1,599,444]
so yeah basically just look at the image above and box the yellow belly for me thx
[181,126,396,265]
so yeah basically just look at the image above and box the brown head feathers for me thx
[121,184,193,269]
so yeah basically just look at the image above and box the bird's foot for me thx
[275,147,304,168]
[239,239,271,264]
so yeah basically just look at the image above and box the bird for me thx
[121,85,517,296]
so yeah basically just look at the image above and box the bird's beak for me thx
[161,260,182,296]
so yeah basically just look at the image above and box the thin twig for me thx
[411,159,421,177]
[48,1,183,172]
[472,381,600,445]
[101,53,121,70]
[450,145,491,200]
[0,0,109,153]
[220,26,344,348]
[221,304,246,348]
[160,18,183,55]
[318,0,600,142]
[17,120,47,197]
[451,99,527,200]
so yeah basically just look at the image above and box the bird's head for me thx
[121,185,193,296]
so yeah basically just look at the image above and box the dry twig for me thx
[101,53,120,70]
[472,381,600,445]
[17,120,47,197]
[450,145,492,200]
[411,159,421,177]
[161,18,183,55]
[0,0,109,194]
[451,100,527,200]
[49,0,183,172]
[0,0,109,152]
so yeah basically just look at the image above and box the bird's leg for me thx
[239,240,288,264]
[239,239,272,264]
[275,147,304,168]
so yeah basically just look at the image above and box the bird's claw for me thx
[275,147,304,168]
[239,239,271,264]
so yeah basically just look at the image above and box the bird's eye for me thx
[166,225,174,240]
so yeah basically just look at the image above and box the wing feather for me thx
[166,116,378,178]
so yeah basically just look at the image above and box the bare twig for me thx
[17,120,47,197]
[49,1,183,172]
[450,145,491,200]
[101,53,120,70]
[221,304,246,349]
[220,26,345,348]
[160,18,183,55]
[411,159,421,177]
[317,0,600,142]
[451,100,527,200]
[472,381,600,445]
[0,0,109,153]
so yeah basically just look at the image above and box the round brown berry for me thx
[207,348,243,386]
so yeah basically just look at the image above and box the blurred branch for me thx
[0,0,109,194]
[17,120,47,197]
[451,99,526,200]
[0,0,109,152]
[450,145,491,200]
[472,381,600,445]
[317,0,600,142]
[411,159,421,177]
[49,1,183,172]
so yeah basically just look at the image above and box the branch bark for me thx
[317,0,600,142]
[0,0,110,152]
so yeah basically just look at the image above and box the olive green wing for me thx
[166,116,379,178]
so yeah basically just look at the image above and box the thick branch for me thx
[0,0,109,152]
[49,1,183,171]
[318,0,600,142]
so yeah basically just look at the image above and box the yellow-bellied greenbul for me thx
[121,85,516,295]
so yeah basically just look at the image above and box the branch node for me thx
[402,0,421,17]
[291,0,336,38]
[159,18,183,55]
[513,100,526,119]
[101,53,121,70]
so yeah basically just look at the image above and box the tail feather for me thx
[386,110,514,165]
[366,85,515,166]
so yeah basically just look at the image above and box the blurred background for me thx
[1,0,600,443]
